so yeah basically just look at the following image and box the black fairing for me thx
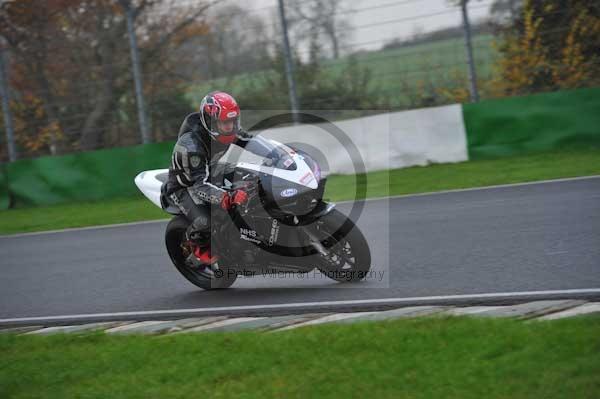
[259,173,326,217]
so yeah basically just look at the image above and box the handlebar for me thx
[228,182,259,216]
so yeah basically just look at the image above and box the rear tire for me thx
[316,209,371,282]
[165,216,237,290]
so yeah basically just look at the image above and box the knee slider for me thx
[191,215,209,233]
[186,215,210,242]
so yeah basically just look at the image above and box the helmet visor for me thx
[216,117,237,135]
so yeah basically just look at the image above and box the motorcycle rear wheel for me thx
[165,216,238,290]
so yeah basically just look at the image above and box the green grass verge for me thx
[1,148,599,235]
[1,316,599,398]
[326,147,600,200]
[0,196,167,235]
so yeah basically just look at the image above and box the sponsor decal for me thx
[169,193,181,206]
[283,158,294,168]
[300,172,314,186]
[280,188,298,198]
[240,228,257,237]
[240,235,261,244]
[268,219,280,246]
[240,228,260,244]
[227,111,238,118]
[312,163,321,181]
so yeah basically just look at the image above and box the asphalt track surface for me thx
[1,177,599,320]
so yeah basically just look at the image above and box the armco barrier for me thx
[464,87,600,159]
[5,141,173,208]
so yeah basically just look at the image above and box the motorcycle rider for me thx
[161,91,250,265]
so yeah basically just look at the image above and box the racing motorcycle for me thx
[134,135,371,289]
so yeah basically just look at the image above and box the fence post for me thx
[120,0,151,144]
[277,0,300,123]
[460,0,479,103]
[0,38,17,162]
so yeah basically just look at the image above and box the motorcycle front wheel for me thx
[165,216,238,290]
[316,209,372,282]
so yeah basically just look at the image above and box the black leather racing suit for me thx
[160,112,251,243]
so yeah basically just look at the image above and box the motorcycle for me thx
[134,135,371,289]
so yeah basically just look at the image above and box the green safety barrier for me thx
[5,141,174,208]
[464,87,600,159]
[0,163,9,210]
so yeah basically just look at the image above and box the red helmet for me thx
[199,91,241,144]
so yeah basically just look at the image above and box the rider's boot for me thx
[193,245,218,265]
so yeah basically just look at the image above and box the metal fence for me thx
[0,0,597,162]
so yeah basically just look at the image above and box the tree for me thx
[234,47,383,117]
[0,0,77,155]
[287,0,351,60]
[492,0,600,96]
[0,0,214,155]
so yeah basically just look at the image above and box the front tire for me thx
[165,216,237,290]
[316,209,371,282]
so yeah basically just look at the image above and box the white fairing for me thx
[134,169,167,208]
[236,140,318,190]
[134,139,318,209]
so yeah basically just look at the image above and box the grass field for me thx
[187,35,497,108]
[324,34,497,90]
[1,315,599,398]
[1,148,599,235]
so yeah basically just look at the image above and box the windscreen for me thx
[231,135,296,170]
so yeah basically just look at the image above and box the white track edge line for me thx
[2,174,599,239]
[2,288,599,324]
[0,218,169,239]
[335,174,600,204]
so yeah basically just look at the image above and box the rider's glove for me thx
[220,189,249,211]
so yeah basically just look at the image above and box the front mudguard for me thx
[297,201,336,225]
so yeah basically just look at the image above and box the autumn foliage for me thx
[493,0,600,95]
[0,0,212,158]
